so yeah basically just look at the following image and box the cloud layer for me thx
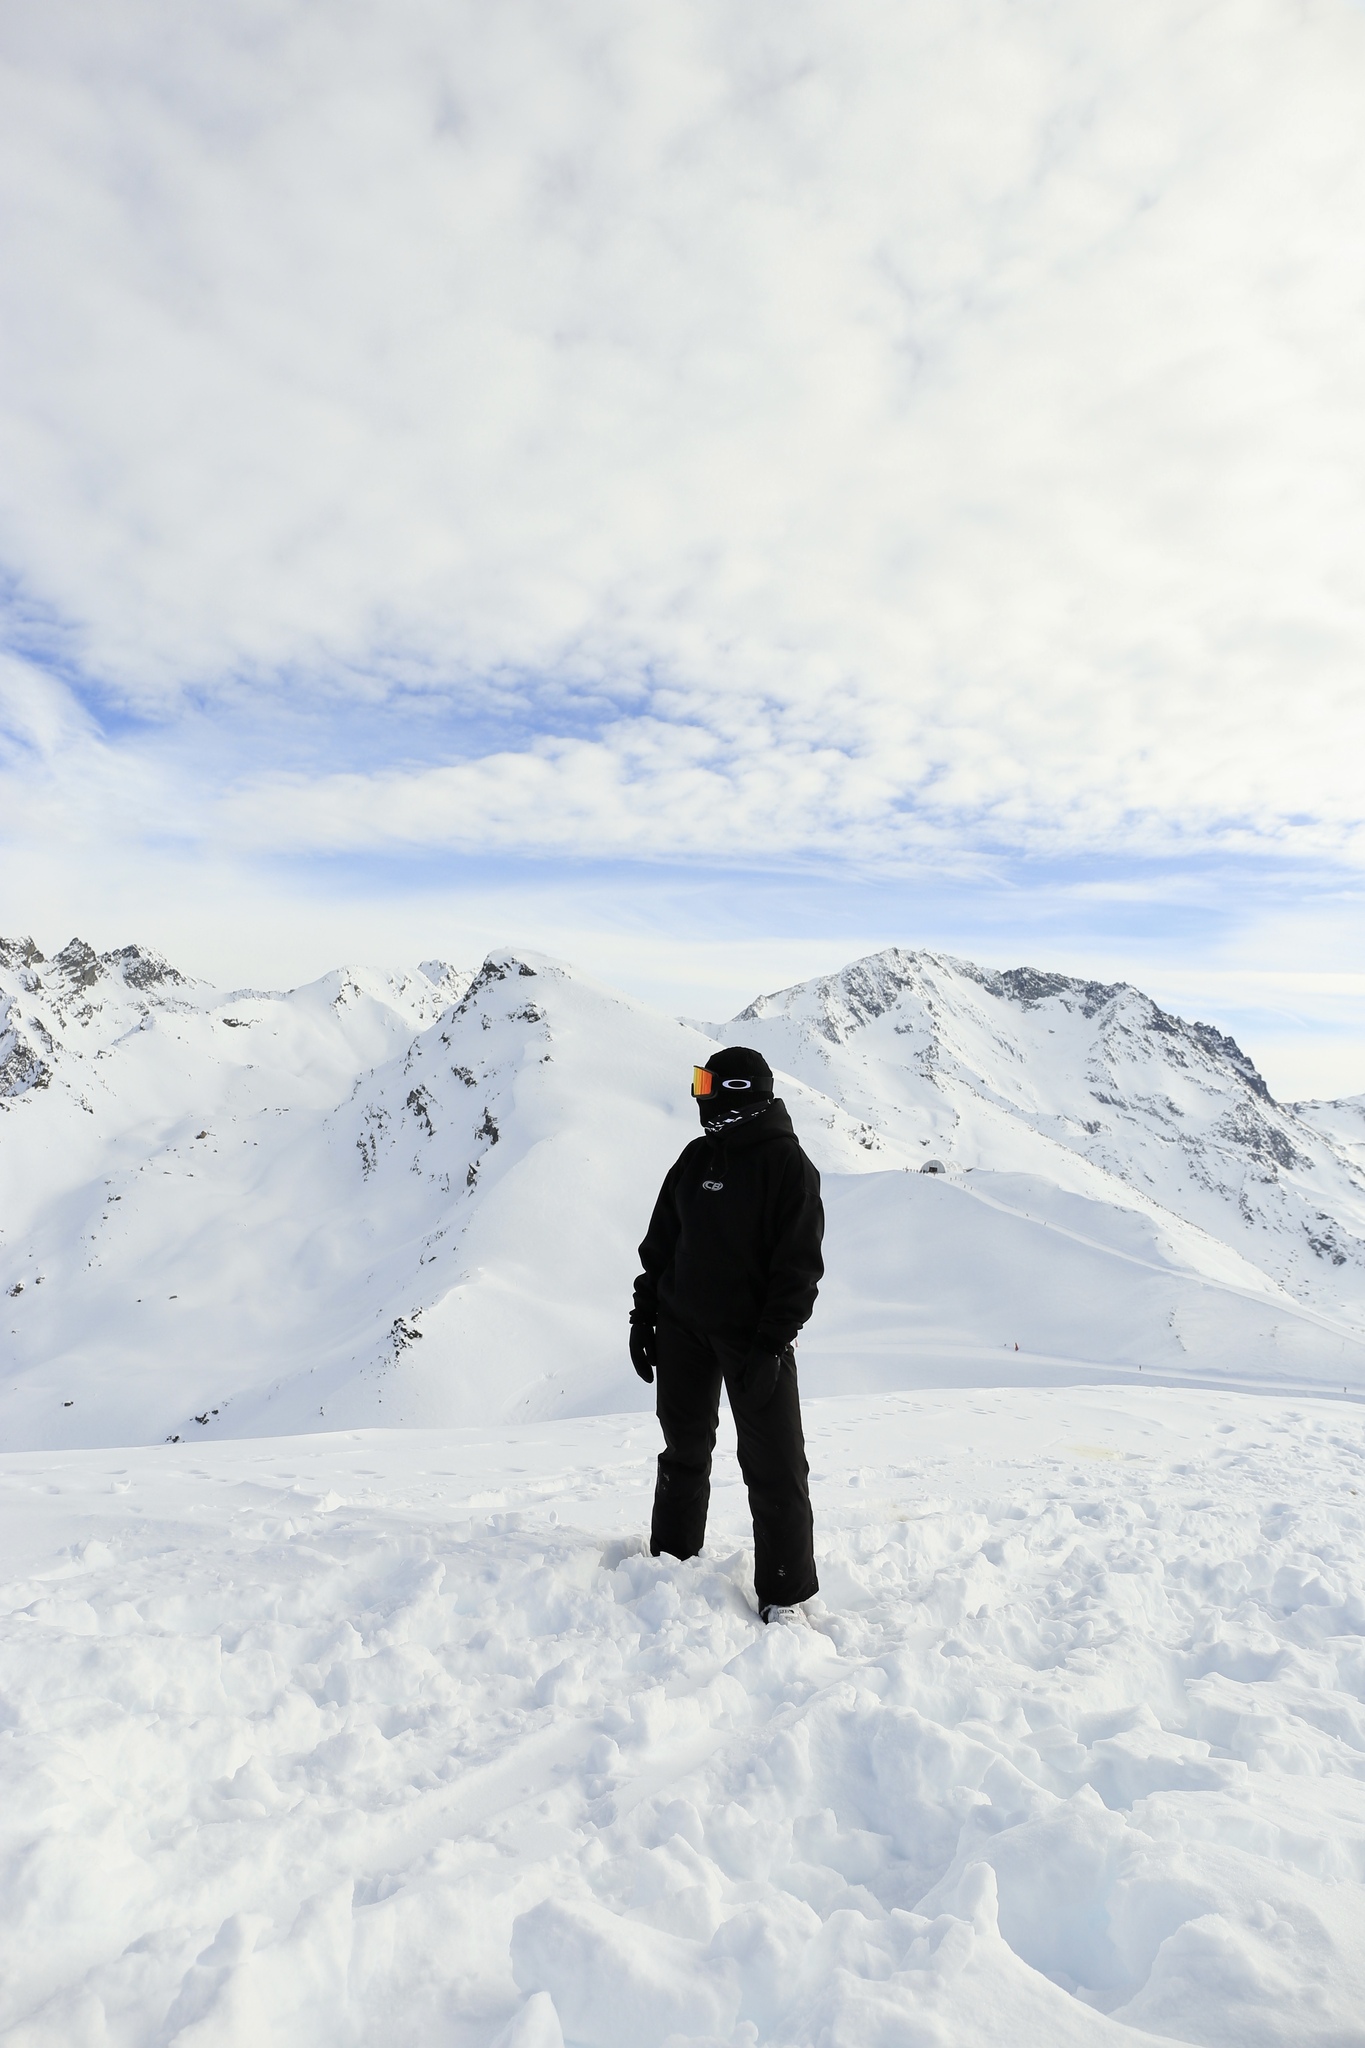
[2,0,1365,869]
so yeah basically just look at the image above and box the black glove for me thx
[739,1347,784,1408]
[629,1312,656,1383]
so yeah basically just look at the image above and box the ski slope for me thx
[3,1386,1364,2047]
[805,1170,1365,1402]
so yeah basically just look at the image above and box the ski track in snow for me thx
[4,1388,1365,2048]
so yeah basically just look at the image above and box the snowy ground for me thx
[5,1387,1365,2048]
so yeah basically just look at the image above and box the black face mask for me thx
[698,1079,772,1131]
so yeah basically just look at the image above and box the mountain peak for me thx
[735,946,1273,1103]
[51,937,102,987]
[12,937,191,996]
[0,935,43,974]
[101,943,187,992]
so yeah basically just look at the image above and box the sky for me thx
[2,0,1364,1097]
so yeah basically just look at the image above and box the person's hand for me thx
[740,1348,783,1407]
[629,1313,656,1383]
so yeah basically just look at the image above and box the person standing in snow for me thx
[629,1046,824,1622]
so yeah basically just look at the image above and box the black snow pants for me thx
[650,1315,818,1610]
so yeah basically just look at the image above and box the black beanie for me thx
[705,1045,773,1093]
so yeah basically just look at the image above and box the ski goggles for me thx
[691,1066,757,1097]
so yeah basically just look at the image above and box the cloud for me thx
[1,0,1364,871]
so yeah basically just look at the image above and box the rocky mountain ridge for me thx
[0,933,468,1107]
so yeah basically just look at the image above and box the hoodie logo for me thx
[702,1180,724,1191]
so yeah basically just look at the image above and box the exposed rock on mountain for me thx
[1,935,195,1101]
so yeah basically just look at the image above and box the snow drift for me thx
[3,1388,1364,2047]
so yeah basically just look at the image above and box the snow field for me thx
[805,1172,1365,1402]
[4,1388,1365,2046]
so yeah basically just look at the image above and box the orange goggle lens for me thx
[691,1066,714,1098]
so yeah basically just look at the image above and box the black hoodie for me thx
[633,1098,824,1354]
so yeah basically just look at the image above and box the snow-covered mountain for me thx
[725,948,1365,1327]
[4,933,1365,1450]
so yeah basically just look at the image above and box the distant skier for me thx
[629,1046,825,1622]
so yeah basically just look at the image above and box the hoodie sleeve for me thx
[754,1149,825,1352]
[633,1158,682,1319]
